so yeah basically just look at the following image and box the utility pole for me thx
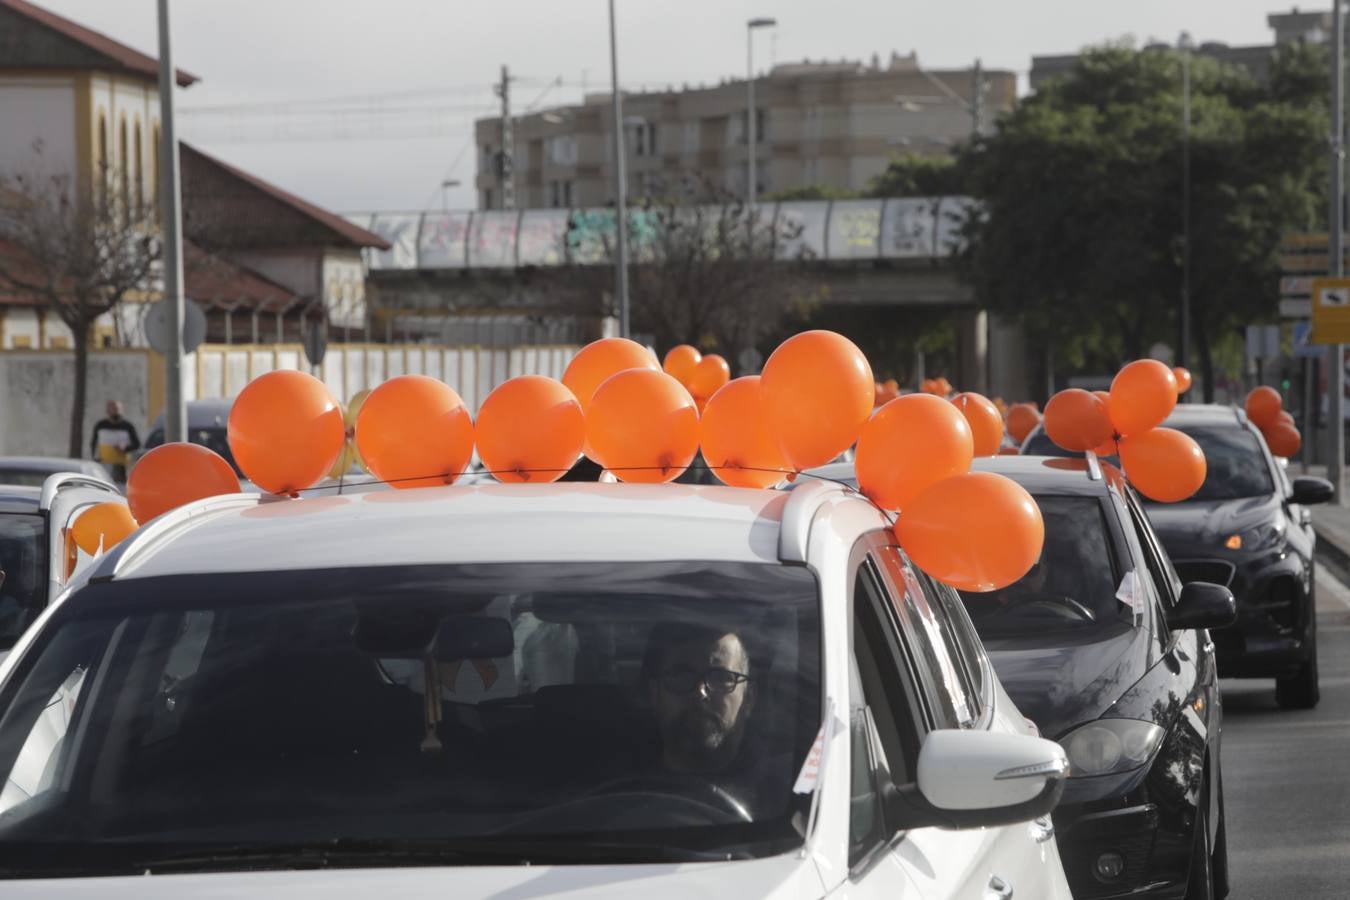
[1331,1,1346,500]
[496,65,515,210]
[156,0,186,444]
[970,58,983,137]
[1180,33,1193,389]
[607,0,630,338]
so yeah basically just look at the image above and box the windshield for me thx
[0,561,820,875]
[958,495,1132,641]
[0,514,46,651]
[1164,424,1274,502]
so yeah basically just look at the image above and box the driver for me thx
[643,623,756,775]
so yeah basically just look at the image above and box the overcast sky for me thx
[36,0,1298,213]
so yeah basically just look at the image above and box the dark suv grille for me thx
[1174,559,1236,588]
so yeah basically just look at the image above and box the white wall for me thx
[89,74,159,210]
[0,79,77,178]
[230,251,321,300]
[0,351,149,456]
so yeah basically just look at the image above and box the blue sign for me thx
[1293,320,1323,359]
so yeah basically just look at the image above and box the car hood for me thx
[0,855,826,899]
[984,625,1150,740]
[1143,494,1279,549]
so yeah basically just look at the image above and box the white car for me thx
[0,481,1071,899]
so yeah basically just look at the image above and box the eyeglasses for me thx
[657,666,750,696]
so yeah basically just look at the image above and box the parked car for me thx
[0,474,124,659]
[0,456,112,488]
[1146,404,1332,709]
[0,481,1071,897]
[801,457,1236,899]
[1023,404,1333,709]
[140,398,240,476]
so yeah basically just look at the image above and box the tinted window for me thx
[0,514,46,650]
[0,562,820,874]
[1166,424,1273,501]
[0,472,56,488]
[958,495,1131,641]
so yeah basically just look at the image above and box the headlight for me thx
[1059,718,1165,777]
[1224,520,1286,552]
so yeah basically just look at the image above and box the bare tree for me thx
[0,162,161,456]
[559,174,823,363]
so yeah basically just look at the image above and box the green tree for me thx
[959,43,1327,400]
[866,153,965,198]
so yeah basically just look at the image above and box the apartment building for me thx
[474,53,1014,210]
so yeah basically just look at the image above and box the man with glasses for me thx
[643,623,757,775]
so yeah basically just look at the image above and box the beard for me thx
[673,707,732,756]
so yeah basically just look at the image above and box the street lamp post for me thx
[1332,2,1346,500]
[608,0,630,339]
[156,0,186,444]
[1179,32,1193,396]
[746,17,776,215]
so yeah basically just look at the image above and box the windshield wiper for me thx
[134,837,738,873]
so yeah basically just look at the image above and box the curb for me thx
[1314,524,1350,585]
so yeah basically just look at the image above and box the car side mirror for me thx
[1166,581,1236,631]
[884,730,1067,830]
[1291,476,1334,506]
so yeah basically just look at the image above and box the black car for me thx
[1023,406,1334,708]
[1144,405,1332,709]
[960,455,1235,899]
[801,455,1236,898]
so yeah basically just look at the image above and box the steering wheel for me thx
[586,773,754,823]
[990,591,1096,622]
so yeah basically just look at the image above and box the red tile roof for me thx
[0,0,198,86]
[185,243,303,314]
[182,144,391,250]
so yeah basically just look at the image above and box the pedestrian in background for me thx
[90,400,140,485]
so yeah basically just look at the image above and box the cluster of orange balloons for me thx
[1006,403,1042,445]
[872,379,900,407]
[1042,359,1206,503]
[1245,386,1300,458]
[921,377,953,397]
[662,344,730,411]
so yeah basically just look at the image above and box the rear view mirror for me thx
[1166,581,1236,631]
[1291,476,1334,506]
[885,729,1067,829]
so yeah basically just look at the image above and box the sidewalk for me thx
[1313,502,1350,580]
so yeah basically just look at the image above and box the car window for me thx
[918,571,987,711]
[1163,424,1274,501]
[849,564,925,868]
[874,547,975,727]
[957,495,1133,643]
[0,562,821,871]
[0,513,47,651]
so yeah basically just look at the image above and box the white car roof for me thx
[102,482,868,581]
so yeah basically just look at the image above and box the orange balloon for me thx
[1090,436,1120,458]
[998,446,1021,456]
[856,395,974,510]
[562,338,660,414]
[1275,410,1295,427]
[1245,386,1283,430]
[128,443,241,522]
[951,392,1005,456]
[356,375,474,489]
[895,472,1045,592]
[1173,366,1193,394]
[476,376,584,483]
[1119,427,1207,503]
[1043,388,1114,452]
[71,502,137,555]
[761,330,874,471]
[687,354,732,399]
[663,344,702,386]
[228,370,345,494]
[1006,404,1042,445]
[586,369,699,483]
[873,382,887,408]
[699,376,790,488]
[1109,360,1178,437]
[883,379,900,396]
[1264,423,1302,458]
[937,377,953,396]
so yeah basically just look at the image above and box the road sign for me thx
[1313,277,1350,344]
[1281,276,1314,297]
[144,299,205,355]
[301,319,327,367]
[1245,325,1280,362]
[1280,298,1312,318]
[1293,320,1323,358]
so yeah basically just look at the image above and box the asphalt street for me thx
[1222,563,1350,899]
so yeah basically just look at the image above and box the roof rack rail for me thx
[39,472,119,510]
[87,492,269,583]
[1084,451,1103,481]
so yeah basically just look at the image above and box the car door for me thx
[847,538,1066,899]
[41,474,125,602]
